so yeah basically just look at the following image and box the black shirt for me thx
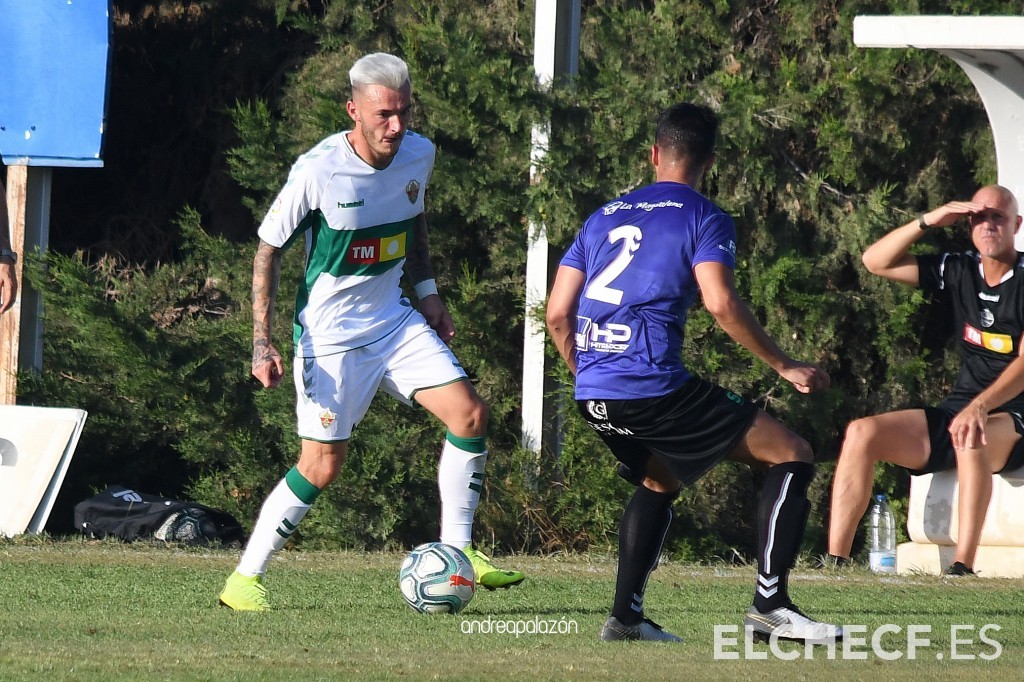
[918,251,1024,413]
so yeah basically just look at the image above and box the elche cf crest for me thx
[319,408,336,429]
[405,180,420,204]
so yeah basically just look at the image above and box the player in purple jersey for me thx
[547,102,842,643]
[828,185,1024,576]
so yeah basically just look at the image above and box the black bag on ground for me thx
[73,485,244,545]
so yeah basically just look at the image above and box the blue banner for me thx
[0,0,112,167]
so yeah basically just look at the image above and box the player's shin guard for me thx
[437,432,487,549]
[612,484,677,625]
[236,467,321,577]
[754,461,814,612]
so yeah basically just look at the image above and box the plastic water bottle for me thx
[867,493,896,573]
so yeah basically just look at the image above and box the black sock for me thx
[753,461,814,612]
[612,485,677,625]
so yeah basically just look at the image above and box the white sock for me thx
[236,476,313,577]
[437,436,487,549]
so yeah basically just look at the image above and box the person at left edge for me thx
[218,52,524,611]
[0,167,19,314]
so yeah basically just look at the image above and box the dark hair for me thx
[655,103,718,166]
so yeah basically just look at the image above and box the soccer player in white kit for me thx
[219,52,523,611]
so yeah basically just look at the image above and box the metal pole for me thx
[522,0,580,454]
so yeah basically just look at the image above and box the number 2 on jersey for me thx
[584,225,642,305]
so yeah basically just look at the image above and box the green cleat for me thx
[219,571,271,611]
[462,547,525,590]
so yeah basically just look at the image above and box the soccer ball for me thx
[398,542,476,614]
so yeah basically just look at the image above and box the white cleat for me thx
[744,604,842,644]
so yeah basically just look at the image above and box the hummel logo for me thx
[757,574,779,598]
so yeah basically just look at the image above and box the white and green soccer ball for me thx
[398,542,476,614]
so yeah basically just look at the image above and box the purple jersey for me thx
[560,181,737,400]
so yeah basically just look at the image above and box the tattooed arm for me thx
[407,213,454,343]
[252,239,285,388]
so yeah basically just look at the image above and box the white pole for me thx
[523,1,580,453]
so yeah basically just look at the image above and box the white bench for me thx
[0,405,88,536]
[897,467,1024,577]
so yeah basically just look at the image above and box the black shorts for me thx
[913,406,1024,475]
[575,377,758,486]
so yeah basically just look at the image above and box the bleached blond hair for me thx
[349,52,410,95]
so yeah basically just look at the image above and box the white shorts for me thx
[293,312,467,442]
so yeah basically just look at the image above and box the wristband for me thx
[414,279,438,300]
[0,249,17,264]
[917,214,929,231]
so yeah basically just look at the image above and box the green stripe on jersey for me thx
[292,211,415,345]
[306,212,414,280]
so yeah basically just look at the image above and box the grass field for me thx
[1,538,1020,681]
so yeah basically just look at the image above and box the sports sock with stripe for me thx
[753,460,813,612]
[611,484,677,625]
[235,466,321,577]
[437,432,487,549]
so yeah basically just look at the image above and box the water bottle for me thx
[867,493,896,573]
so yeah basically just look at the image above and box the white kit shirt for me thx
[258,130,435,357]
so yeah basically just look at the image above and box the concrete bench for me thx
[897,467,1024,577]
[0,406,88,536]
